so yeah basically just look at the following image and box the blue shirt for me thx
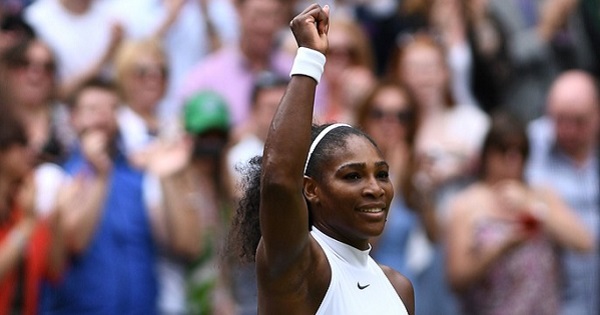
[526,117,600,315]
[41,145,158,315]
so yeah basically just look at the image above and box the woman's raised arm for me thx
[258,4,329,275]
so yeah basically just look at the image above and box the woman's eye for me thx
[377,171,389,179]
[344,173,361,180]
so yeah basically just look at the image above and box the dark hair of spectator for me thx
[0,38,58,101]
[0,13,35,39]
[65,77,118,110]
[478,111,530,179]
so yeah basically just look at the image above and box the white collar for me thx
[311,226,371,267]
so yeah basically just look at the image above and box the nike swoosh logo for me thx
[357,282,370,290]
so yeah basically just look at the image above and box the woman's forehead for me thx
[326,135,383,165]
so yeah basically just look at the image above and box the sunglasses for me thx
[14,58,55,74]
[328,45,357,59]
[132,64,167,80]
[368,108,414,124]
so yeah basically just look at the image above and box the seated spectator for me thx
[113,38,168,161]
[40,78,203,314]
[446,112,593,315]
[0,38,74,165]
[389,32,490,218]
[526,70,600,315]
[177,91,237,314]
[111,0,239,118]
[113,37,203,315]
[389,31,490,315]
[0,109,64,315]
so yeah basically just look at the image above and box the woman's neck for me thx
[18,104,50,122]
[18,105,52,151]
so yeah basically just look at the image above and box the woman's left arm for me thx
[535,187,594,252]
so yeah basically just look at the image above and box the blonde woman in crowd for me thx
[113,38,169,163]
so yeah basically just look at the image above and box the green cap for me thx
[183,91,230,134]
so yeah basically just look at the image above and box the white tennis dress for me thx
[311,227,409,315]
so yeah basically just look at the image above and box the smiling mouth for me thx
[359,208,384,213]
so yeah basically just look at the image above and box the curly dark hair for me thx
[226,124,378,264]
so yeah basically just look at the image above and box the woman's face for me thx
[363,86,413,152]
[399,43,447,107]
[122,52,167,112]
[484,145,525,182]
[309,134,394,249]
[238,0,285,58]
[10,41,55,106]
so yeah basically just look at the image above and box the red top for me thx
[0,206,57,315]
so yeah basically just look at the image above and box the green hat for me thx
[183,91,230,134]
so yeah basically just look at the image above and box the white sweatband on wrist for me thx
[290,47,326,84]
[304,123,351,174]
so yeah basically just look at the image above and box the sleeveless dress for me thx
[311,227,409,315]
[460,218,559,315]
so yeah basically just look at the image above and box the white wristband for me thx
[289,47,326,84]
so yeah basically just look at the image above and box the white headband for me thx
[304,123,351,174]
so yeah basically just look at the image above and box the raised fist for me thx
[289,4,330,55]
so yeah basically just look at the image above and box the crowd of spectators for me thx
[0,0,598,314]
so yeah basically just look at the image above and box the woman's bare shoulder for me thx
[380,265,415,314]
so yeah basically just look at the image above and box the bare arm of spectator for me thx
[146,137,203,260]
[152,0,187,39]
[493,180,593,252]
[491,0,578,66]
[537,0,579,41]
[0,176,36,279]
[199,0,222,52]
[59,130,111,254]
[532,187,594,252]
[446,186,529,292]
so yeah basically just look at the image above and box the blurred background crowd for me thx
[0,0,599,314]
